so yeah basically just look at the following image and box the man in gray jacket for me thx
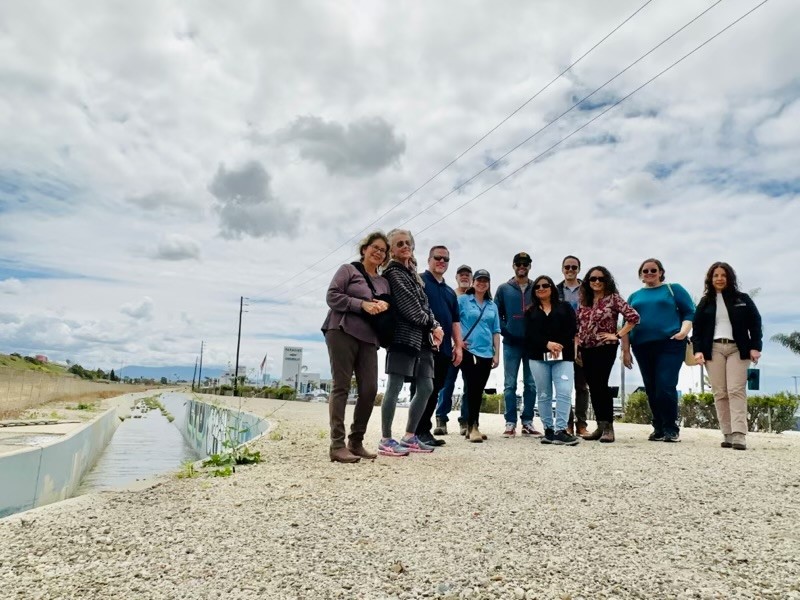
[495,252,540,437]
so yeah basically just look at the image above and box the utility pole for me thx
[792,376,799,396]
[233,296,248,397]
[191,357,198,392]
[197,341,205,392]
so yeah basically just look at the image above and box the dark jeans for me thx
[416,352,453,436]
[568,362,590,427]
[435,363,469,423]
[581,344,619,423]
[325,330,378,450]
[632,339,685,436]
[461,350,492,428]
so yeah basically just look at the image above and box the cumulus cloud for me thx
[277,115,405,177]
[154,233,201,261]
[0,278,23,294]
[120,296,154,320]
[126,191,197,212]
[208,161,299,239]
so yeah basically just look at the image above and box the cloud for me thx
[126,191,197,212]
[120,296,154,320]
[0,278,23,294]
[154,233,201,261]
[208,161,299,239]
[277,115,405,176]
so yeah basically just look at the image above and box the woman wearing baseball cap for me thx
[457,269,501,442]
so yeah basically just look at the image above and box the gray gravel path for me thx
[1,397,799,599]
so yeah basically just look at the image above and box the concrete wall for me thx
[0,407,120,519]
[160,392,269,457]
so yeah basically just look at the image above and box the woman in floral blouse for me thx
[576,266,640,443]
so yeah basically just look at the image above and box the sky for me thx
[1,0,798,394]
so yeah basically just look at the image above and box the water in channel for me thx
[79,407,198,493]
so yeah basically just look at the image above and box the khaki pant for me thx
[325,330,378,450]
[705,342,749,435]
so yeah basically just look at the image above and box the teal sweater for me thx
[627,283,695,346]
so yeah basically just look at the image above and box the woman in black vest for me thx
[691,262,762,450]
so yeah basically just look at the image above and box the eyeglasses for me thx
[563,265,579,271]
[588,276,606,283]
[534,283,551,290]
[641,268,659,274]
[431,255,450,263]
[369,244,387,255]
[395,240,412,248]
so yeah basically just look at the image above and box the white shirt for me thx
[714,293,734,340]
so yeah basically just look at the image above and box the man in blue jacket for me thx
[495,252,540,437]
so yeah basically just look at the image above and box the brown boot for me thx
[469,426,483,443]
[583,422,605,440]
[599,421,615,443]
[433,418,448,436]
[576,423,589,437]
[566,423,575,436]
[347,444,377,460]
[329,447,360,463]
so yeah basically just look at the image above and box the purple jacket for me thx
[321,263,390,346]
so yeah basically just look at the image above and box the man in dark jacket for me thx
[495,252,539,437]
[415,245,463,446]
[556,255,590,437]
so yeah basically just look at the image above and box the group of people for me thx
[321,229,763,463]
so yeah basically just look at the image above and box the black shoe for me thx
[540,428,555,444]
[551,430,580,446]
[417,432,446,446]
[648,431,665,442]
[663,432,681,443]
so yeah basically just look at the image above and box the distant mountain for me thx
[118,365,225,381]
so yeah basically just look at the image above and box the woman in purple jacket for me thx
[321,231,391,463]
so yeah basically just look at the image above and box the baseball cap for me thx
[513,252,532,265]
[456,264,472,274]
[473,269,491,281]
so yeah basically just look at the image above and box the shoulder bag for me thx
[667,283,697,366]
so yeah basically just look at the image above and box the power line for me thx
[292,0,771,302]
[276,0,726,301]
[264,0,656,296]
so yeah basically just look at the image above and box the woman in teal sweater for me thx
[625,258,695,443]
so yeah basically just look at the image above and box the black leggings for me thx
[581,344,619,423]
[460,350,493,428]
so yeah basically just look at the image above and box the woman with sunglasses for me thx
[458,269,501,442]
[626,258,695,443]
[691,262,762,451]
[322,231,391,463]
[576,266,640,443]
[524,275,580,446]
[379,229,444,456]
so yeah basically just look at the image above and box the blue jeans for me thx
[503,343,537,425]
[529,360,573,432]
[435,363,468,423]
[631,339,685,436]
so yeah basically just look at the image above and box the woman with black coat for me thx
[691,262,762,451]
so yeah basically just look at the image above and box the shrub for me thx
[619,390,652,424]
[747,393,799,433]
[480,393,503,414]
[680,392,718,429]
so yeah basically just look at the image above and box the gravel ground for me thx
[1,395,799,600]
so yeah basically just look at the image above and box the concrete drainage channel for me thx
[0,391,270,518]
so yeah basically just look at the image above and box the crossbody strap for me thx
[462,302,488,343]
[351,261,378,297]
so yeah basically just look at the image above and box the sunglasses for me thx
[395,240,412,248]
[641,268,659,274]
[431,255,450,263]
[514,262,531,267]
[589,276,606,283]
[534,283,551,290]
[563,265,579,271]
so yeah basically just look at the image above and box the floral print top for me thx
[576,293,640,349]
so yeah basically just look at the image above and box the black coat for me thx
[383,261,438,355]
[691,292,762,360]
[524,301,577,362]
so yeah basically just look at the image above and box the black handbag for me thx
[351,262,396,348]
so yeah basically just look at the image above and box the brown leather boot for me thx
[583,422,606,441]
[347,444,377,460]
[576,423,589,437]
[599,421,615,443]
[330,447,360,463]
[469,426,483,443]
[566,423,575,436]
